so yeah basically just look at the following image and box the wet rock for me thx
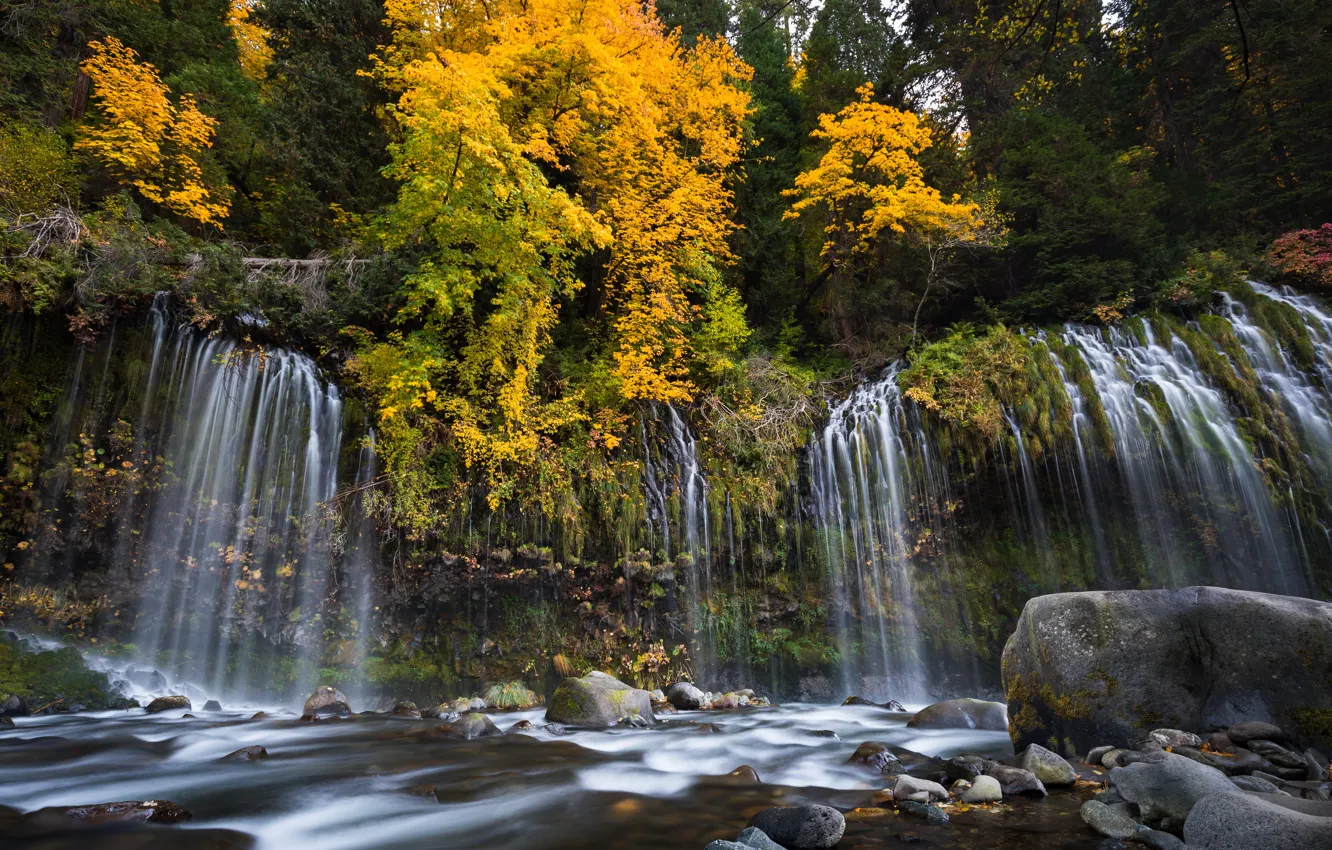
[24,799,192,825]
[985,763,1047,796]
[546,672,654,728]
[1184,790,1332,850]
[467,697,487,712]
[897,801,948,825]
[1002,587,1332,755]
[0,716,15,727]
[1230,774,1286,794]
[182,713,196,718]
[509,720,534,732]
[1226,721,1285,745]
[1081,804,1145,842]
[1136,829,1187,850]
[1149,729,1203,750]
[696,722,725,734]
[1206,731,1237,753]
[1185,745,1268,775]
[146,695,191,713]
[392,701,421,719]
[726,765,761,784]
[220,745,268,761]
[436,712,501,740]
[1101,748,1131,768]
[1018,743,1078,786]
[2,694,31,717]
[303,686,350,717]
[892,775,948,803]
[250,711,269,720]
[849,741,903,774]
[747,805,846,849]
[1247,739,1307,770]
[1110,752,1236,825]
[1087,745,1115,765]
[896,833,921,844]
[735,826,784,850]
[812,729,839,740]
[906,698,1007,732]
[711,692,748,709]
[543,722,569,736]
[1080,799,1143,839]
[406,783,437,798]
[843,696,875,706]
[704,841,746,850]
[202,699,222,712]
[1095,787,1125,805]
[948,779,970,796]
[945,755,987,783]
[620,713,651,728]
[667,682,706,709]
[961,775,1003,803]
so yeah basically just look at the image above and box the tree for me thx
[784,84,979,344]
[76,37,231,226]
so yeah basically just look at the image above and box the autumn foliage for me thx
[1268,224,1332,291]
[76,37,230,226]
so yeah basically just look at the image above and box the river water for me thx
[0,700,1099,850]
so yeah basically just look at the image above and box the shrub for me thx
[1268,224,1332,291]
[0,121,80,216]
[483,681,539,709]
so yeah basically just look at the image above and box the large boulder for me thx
[1110,752,1237,826]
[747,805,845,849]
[666,682,706,710]
[1002,587,1332,754]
[1018,743,1078,786]
[545,672,655,727]
[906,698,1007,731]
[145,695,191,713]
[303,686,351,717]
[1184,791,1332,850]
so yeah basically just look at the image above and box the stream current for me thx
[0,699,1102,850]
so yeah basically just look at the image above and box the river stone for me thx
[146,695,191,713]
[1137,829,1188,850]
[220,745,268,761]
[893,775,948,803]
[849,741,904,774]
[962,774,1003,803]
[1001,587,1332,754]
[1,694,30,716]
[303,686,351,717]
[202,699,222,712]
[735,826,784,850]
[437,712,501,740]
[747,805,845,849]
[24,800,192,825]
[1149,729,1203,750]
[1230,774,1286,794]
[1184,791,1332,850]
[392,701,421,719]
[1226,721,1285,745]
[1080,799,1143,839]
[1307,748,1331,781]
[906,698,1007,731]
[546,671,655,728]
[1087,745,1115,765]
[897,801,949,824]
[1018,743,1078,786]
[0,716,13,727]
[1110,752,1236,825]
[1247,739,1306,769]
[985,763,1047,796]
[945,755,987,782]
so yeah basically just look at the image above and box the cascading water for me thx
[812,284,1329,696]
[21,296,373,699]
[641,405,717,685]
[810,370,931,702]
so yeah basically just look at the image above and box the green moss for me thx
[0,640,122,710]
[1290,708,1332,745]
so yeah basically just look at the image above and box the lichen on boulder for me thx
[544,671,655,728]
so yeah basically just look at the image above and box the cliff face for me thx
[3,279,1332,703]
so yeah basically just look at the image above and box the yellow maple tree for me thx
[76,37,231,226]
[362,0,752,516]
[227,0,273,80]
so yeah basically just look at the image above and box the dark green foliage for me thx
[0,639,118,710]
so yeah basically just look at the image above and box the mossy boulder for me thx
[302,685,351,717]
[545,671,655,728]
[0,640,121,712]
[145,695,191,713]
[1002,587,1332,755]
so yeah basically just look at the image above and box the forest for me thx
[2,2,1332,849]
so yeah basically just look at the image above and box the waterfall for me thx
[813,284,1327,696]
[641,405,717,685]
[20,296,369,698]
[810,370,930,702]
